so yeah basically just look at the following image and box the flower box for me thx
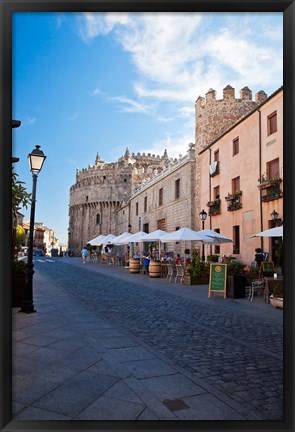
[183,274,209,285]
[227,203,242,211]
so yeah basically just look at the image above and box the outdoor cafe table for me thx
[263,276,283,302]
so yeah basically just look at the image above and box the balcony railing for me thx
[207,198,221,216]
[225,191,242,211]
[257,175,282,190]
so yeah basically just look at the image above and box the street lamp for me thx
[20,145,46,313]
[270,210,279,227]
[128,224,132,233]
[199,209,207,261]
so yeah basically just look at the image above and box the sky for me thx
[12,12,283,245]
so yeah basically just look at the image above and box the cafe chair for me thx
[166,263,175,282]
[248,279,265,302]
[175,264,184,284]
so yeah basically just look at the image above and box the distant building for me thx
[22,221,58,254]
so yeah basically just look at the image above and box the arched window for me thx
[96,213,101,224]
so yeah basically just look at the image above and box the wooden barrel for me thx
[149,260,162,278]
[129,258,140,273]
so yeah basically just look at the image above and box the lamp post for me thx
[199,209,207,262]
[270,210,279,227]
[20,145,46,313]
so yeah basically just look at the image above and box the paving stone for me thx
[123,358,176,379]
[140,373,207,400]
[174,394,246,420]
[102,379,144,404]
[109,346,156,362]
[76,396,145,420]
[13,406,71,420]
[32,370,118,416]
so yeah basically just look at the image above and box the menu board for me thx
[208,263,227,298]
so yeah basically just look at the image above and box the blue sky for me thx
[12,12,283,245]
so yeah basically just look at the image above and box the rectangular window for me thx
[233,226,240,254]
[159,188,163,206]
[267,158,280,179]
[233,137,239,156]
[213,185,220,200]
[144,196,147,212]
[232,176,240,194]
[96,213,100,224]
[214,149,219,162]
[143,223,149,234]
[157,219,166,231]
[135,202,138,216]
[214,228,220,254]
[268,111,277,135]
[175,179,180,199]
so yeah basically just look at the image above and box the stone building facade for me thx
[68,148,171,252]
[128,144,196,256]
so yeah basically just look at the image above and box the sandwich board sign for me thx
[208,263,227,298]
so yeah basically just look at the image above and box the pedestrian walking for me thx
[81,247,88,264]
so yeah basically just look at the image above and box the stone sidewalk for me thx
[11,259,282,421]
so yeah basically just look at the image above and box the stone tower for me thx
[68,148,170,252]
[195,85,267,152]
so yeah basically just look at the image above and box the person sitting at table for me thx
[175,254,182,265]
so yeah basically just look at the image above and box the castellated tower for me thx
[68,148,170,252]
[195,85,267,152]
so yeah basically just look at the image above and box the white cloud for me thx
[110,95,153,113]
[79,12,282,125]
[139,131,195,160]
[26,117,36,125]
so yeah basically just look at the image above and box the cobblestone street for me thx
[28,257,283,421]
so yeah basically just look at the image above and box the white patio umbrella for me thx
[160,227,212,242]
[88,234,106,246]
[127,231,149,242]
[113,232,130,245]
[196,229,233,244]
[101,234,117,245]
[253,226,283,237]
[138,229,168,259]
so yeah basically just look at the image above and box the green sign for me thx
[208,263,227,298]
[261,261,275,272]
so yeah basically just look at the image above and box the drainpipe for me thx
[258,109,264,251]
[209,148,212,230]
[209,148,212,256]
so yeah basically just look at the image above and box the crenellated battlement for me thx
[195,84,268,151]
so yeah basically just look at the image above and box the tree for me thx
[12,168,31,260]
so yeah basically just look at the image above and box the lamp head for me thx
[199,209,207,221]
[28,145,46,174]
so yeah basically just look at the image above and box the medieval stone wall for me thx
[68,149,169,252]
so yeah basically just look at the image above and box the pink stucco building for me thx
[198,87,283,265]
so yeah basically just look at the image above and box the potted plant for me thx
[12,260,28,307]
[270,283,283,309]
[184,249,209,285]
[226,260,247,299]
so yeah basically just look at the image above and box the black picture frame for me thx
[1,1,294,432]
